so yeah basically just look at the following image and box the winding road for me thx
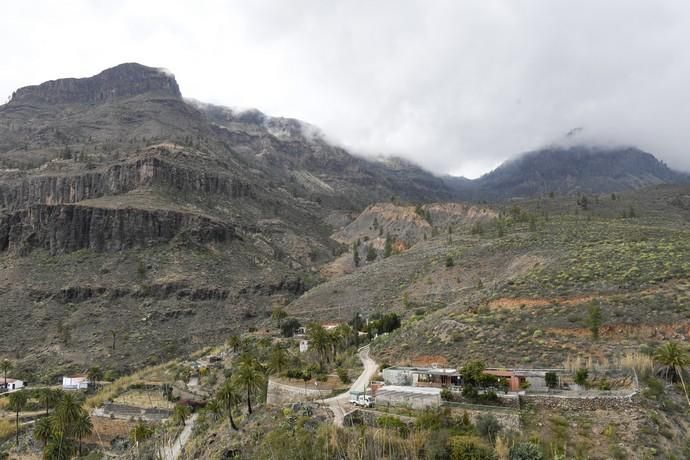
[324,345,378,426]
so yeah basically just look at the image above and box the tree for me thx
[130,421,154,456]
[53,393,83,437]
[173,404,191,426]
[8,391,28,446]
[586,302,603,340]
[655,341,690,407]
[1,359,11,390]
[39,388,62,416]
[384,233,393,258]
[34,416,53,447]
[307,323,331,366]
[87,366,103,392]
[227,335,241,353]
[217,380,242,430]
[268,345,288,375]
[280,318,301,338]
[271,307,287,328]
[233,354,267,414]
[352,241,360,267]
[544,372,558,389]
[445,255,454,267]
[72,411,93,457]
[44,433,75,460]
[366,244,377,262]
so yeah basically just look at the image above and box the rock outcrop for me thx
[8,63,181,106]
[0,153,252,211]
[0,204,237,255]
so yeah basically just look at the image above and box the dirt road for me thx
[323,345,378,426]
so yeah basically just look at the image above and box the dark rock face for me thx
[8,63,181,106]
[0,204,236,255]
[0,154,252,211]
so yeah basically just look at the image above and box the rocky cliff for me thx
[0,204,237,255]
[8,63,181,106]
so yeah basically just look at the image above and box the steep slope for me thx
[0,63,455,378]
[445,146,690,200]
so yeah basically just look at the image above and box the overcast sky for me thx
[3,1,690,177]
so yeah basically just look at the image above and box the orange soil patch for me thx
[489,295,598,310]
[410,355,449,366]
[547,322,690,339]
[86,417,138,448]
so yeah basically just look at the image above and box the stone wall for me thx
[266,378,333,406]
[520,392,639,411]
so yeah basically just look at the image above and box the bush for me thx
[574,368,589,386]
[336,368,350,384]
[377,415,409,438]
[450,435,496,459]
[476,414,501,443]
[510,442,544,460]
[544,372,558,389]
[441,388,454,401]
[445,256,455,267]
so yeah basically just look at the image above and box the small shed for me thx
[63,375,90,390]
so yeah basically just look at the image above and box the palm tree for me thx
[71,411,92,457]
[130,421,154,457]
[39,388,61,416]
[268,346,288,375]
[226,335,241,353]
[217,381,241,430]
[34,416,53,448]
[233,354,266,415]
[86,367,103,392]
[8,391,28,447]
[44,432,75,460]
[308,323,330,366]
[205,399,223,423]
[172,404,191,426]
[655,341,690,407]
[53,393,83,437]
[1,359,11,390]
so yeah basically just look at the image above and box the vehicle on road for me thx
[349,391,374,407]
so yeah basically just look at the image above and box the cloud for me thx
[2,0,690,177]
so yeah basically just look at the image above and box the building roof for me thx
[377,385,442,396]
[384,366,458,375]
[2,378,22,383]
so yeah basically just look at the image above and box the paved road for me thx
[323,345,378,426]
[160,413,198,460]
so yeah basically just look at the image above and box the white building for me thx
[1,378,24,391]
[62,375,90,390]
[299,340,309,353]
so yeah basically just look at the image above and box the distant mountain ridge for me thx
[445,146,690,200]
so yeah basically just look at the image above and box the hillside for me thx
[0,63,457,379]
[287,185,690,369]
[446,146,690,201]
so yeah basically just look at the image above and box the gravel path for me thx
[323,345,378,426]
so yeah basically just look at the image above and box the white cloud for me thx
[2,0,690,177]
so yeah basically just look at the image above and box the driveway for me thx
[323,345,378,426]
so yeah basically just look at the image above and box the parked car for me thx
[349,392,375,407]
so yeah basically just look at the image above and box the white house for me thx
[299,340,309,353]
[62,375,90,390]
[1,378,24,391]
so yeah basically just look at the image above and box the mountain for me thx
[445,146,690,201]
[0,63,455,377]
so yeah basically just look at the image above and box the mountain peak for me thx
[8,62,181,106]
